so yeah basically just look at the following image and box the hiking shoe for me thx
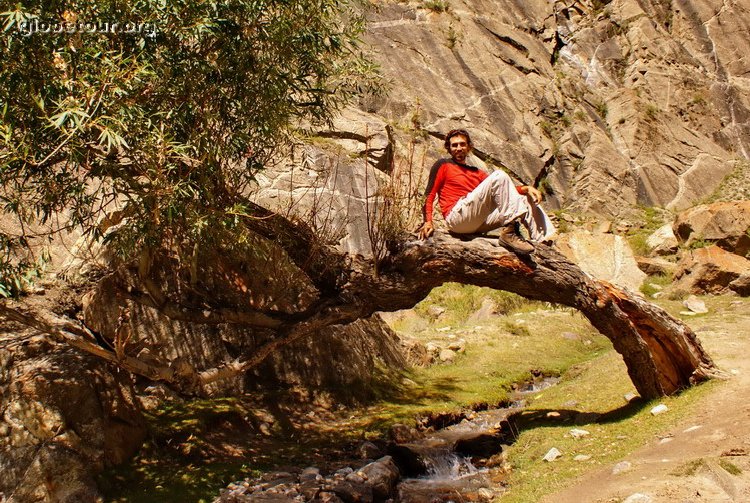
[497,223,535,255]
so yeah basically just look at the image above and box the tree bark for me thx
[345,233,721,398]
[2,232,722,399]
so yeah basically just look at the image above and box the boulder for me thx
[673,201,750,256]
[729,273,750,297]
[454,433,504,458]
[358,456,400,500]
[467,298,497,324]
[0,329,146,502]
[438,348,456,363]
[556,231,647,291]
[673,246,750,294]
[683,295,708,314]
[646,224,679,256]
[399,338,432,367]
[636,256,677,276]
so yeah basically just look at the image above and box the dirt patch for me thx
[541,299,750,503]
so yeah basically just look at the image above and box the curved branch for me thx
[347,233,721,398]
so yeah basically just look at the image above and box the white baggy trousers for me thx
[444,170,555,241]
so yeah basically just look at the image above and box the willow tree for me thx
[0,0,374,293]
[0,1,721,399]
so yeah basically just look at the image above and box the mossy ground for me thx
[100,285,735,503]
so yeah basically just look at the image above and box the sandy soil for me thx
[541,298,750,503]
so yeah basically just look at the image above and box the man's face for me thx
[448,134,471,164]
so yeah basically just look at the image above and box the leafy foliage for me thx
[0,0,375,294]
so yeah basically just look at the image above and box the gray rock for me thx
[477,488,495,500]
[300,467,322,482]
[556,231,646,292]
[650,404,669,416]
[359,456,400,500]
[467,298,497,324]
[446,339,466,352]
[543,447,562,462]
[0,333,146,502]
[330,480,373,503]
[438,348,456,363]
[683,295,708,314]
[623,392,639,403]
[357,441,384,460]
[646,224,679,256]
[622,493,653,503]
[612,461,632,475]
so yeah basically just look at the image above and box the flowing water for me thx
[395,377,560,502]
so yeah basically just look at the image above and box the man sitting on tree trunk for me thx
[417,129,555,254]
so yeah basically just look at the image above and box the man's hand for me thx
[525,186,543,204]
[417,221,434,240]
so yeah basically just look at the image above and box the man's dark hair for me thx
[444,129,473,153]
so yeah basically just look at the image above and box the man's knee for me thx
[488,170,512,185]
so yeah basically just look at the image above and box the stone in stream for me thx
[358,456,400,499]
[328,480,373,503]
[357,441,384,460]
[454,433,505,458]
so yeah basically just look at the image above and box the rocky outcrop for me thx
[0,326,146,503]
[330,0,750,220]
[636,256,677,276]
[647,224,680,256]
[673,201,750,256]
[82,267,407,400]
[556,230,646,291]
[672,245,750,295]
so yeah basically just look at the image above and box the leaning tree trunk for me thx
[1,231,722,399]
[344,233,721,399]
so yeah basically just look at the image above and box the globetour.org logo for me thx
[17,18,157,37]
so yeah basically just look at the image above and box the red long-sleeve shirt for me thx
[423,159,526,222]
[423,159,487,221]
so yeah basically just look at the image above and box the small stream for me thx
[394,377,559,502]
[215,377,560,502]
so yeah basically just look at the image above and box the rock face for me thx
[249,1,750,248]
[673,201,750,256]
[556,230,647,291]
[673,245,750,294]
[83,267,407,399]
[0,328,146,503]
[331,0,750,220]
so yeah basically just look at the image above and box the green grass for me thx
[370,284,611,428]
[640,272,673,297]
[423,0,448,12]
[499,353,720,502]
[624,205,671,256]
[100,287,736,502]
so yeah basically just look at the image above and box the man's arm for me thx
[516,185,543,204]
[418,160,446,239]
